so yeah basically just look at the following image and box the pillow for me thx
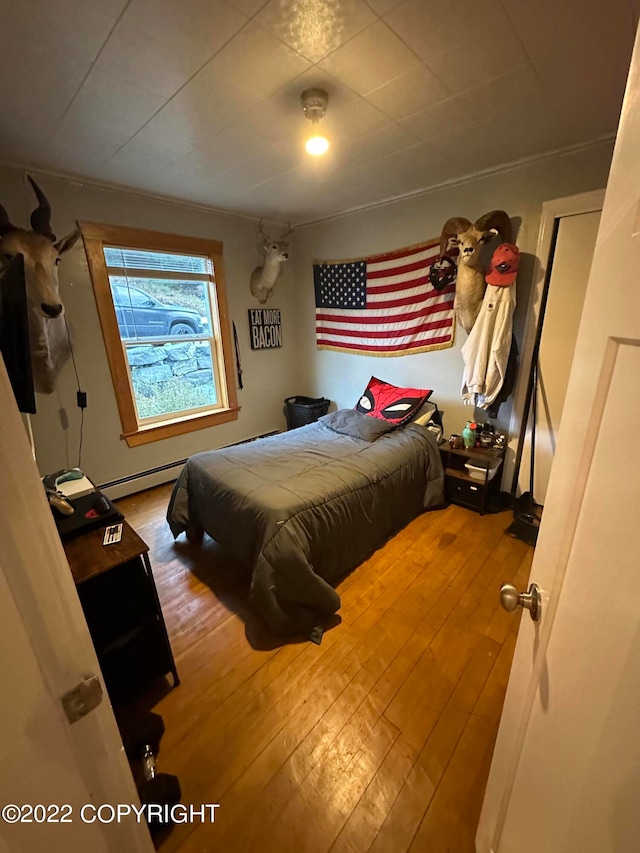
[319,409,396,441]
[412,400,437,426]
[354,376,432,426]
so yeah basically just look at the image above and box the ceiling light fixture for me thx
[301,88,329,156]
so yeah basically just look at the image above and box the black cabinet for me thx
[64,521,179,704]
[439,445,505,515]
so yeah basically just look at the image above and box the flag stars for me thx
[315,260,366,309]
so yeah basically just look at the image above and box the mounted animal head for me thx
[0,176,80,318]
[439,210,512,270]
[249,221,293,305]
[0,177,80,394]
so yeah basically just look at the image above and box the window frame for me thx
[80,221,239,447]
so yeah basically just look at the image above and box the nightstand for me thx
[439,444,505,515]
[64,520,179,703]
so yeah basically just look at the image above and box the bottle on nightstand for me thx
[462,421,477,448]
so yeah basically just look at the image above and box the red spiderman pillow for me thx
[355,376,433,426]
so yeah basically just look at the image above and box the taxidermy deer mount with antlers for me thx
[439,210,512,333]
[250,221,293,304]
[0,177,80,394]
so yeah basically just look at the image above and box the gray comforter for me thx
[167,409,444,641]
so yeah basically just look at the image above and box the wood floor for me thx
[116,483,531,853]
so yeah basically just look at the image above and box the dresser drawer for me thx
[445,476,484,510]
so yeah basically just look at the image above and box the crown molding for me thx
[0,133,615,232]
[0,157,286,229]
[294,134,616,229]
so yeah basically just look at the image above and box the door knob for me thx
[500,582,542,622]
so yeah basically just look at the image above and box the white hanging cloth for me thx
[461,282,516,409]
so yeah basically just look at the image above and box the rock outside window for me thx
[81,222,238,446]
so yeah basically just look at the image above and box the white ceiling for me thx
[1,0,638,224]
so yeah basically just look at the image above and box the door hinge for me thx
[61,676,103,724]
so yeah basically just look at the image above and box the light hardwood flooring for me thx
[116,483,531,853]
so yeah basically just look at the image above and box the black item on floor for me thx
[507,491,542,545]
[120,711,165,760]
[284,395,330,429]
[138,740,181,834]
[118,710,181,834]
[506,507,541,546]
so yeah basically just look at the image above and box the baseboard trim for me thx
[98,429,281,500]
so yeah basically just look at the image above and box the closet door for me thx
[533,209,601,504]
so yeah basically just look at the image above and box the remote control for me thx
[103,523,123,546]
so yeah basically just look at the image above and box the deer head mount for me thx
[250,221,293,305]
[438,210,512,333]
[0,177,80,393]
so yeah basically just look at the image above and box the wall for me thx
[292,141,615,452]
[0,164,302,493]
[0,141,615,495]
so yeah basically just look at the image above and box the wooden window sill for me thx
[122,406,240,447]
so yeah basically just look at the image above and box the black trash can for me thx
[284,396,330,430]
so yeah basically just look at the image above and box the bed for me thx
[167,408,444,642]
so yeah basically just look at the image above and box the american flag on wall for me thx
[313,238,456,356]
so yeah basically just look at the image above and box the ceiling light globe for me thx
[306,135,329,156]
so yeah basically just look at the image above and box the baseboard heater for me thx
[99,429,280,500]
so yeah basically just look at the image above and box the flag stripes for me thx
[313,238,455,356]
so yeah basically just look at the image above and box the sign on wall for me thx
[248,308,282,350]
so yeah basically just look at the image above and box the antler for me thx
[439,216,472,256]
[257,219,268,239]
[0,202,15,236]
[28,176,56,241]
[474,209,511,244]
[280,222,293,240]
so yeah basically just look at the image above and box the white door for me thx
[477,22,640,853]
[0,360,153,853]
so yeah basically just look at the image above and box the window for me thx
[81,222,238,447]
